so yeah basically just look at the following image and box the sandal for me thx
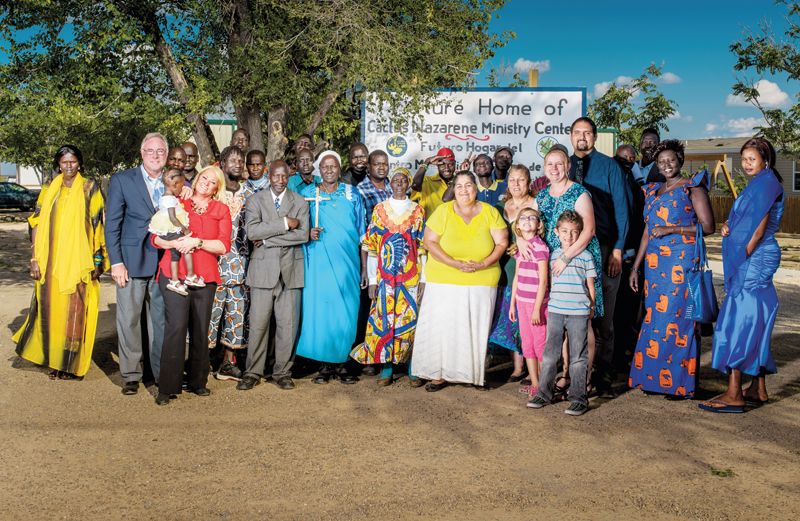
[425,381,448,392]
[48,370,58,380]
[552,377,570,402]
[57,371,82,381]
[184,274,206,288]
[409,378,425,388]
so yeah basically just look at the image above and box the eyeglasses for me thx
[143,148,167,156]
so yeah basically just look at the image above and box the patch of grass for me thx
[709,466,736,478]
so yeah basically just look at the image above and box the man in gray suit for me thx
[237,160,309,390]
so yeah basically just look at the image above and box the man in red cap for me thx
[410,147,457,218]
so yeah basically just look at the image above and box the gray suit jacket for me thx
[245,188,310,289]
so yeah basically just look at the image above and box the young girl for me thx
[148,169,204,295]
[509,207,550,395]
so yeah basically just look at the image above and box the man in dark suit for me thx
[105,132,172,395]
[237,160,309,391]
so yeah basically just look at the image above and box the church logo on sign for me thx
[387,135,408,157]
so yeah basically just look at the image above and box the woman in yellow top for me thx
[13,145,109,380]
[411,171,509,391]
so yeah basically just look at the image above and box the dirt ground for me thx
[1,217,799,521]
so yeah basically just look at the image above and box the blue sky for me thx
[1,1,794,144]
[477,0,797,140]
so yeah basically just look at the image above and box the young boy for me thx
[527,210,596,416]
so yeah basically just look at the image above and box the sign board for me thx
[361,88,586,175]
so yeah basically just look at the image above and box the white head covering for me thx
[313,150,342,172]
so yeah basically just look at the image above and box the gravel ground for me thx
[1,220,799,521]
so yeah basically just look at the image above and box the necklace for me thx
[191,198,209,215]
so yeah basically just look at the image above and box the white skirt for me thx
[411,283,497,386]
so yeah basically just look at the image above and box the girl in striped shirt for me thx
[509,207,550,395]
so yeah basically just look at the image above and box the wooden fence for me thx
[710,194,800,233]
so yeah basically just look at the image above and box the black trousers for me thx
[158,277,216,395]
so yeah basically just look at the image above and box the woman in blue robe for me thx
[700,137,784,413]
[296,150,366,384]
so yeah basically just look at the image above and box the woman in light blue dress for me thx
[700,137,784,413]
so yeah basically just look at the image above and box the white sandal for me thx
[184,274,206,288]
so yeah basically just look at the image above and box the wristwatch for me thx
[196,239,204,250]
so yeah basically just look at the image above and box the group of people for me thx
[13,118,785,416]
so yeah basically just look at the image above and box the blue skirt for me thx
[711,240,780,376]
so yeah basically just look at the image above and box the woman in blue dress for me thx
[700,137,784,413]
[296,150,366,384]
[534,144,603,393]
[627,140,714,398]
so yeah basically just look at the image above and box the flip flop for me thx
[698,399,745,414]
[744,396,768,407]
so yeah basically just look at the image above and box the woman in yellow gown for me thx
[13,145,109,379]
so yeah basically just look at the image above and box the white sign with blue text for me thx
[361,88,586,175]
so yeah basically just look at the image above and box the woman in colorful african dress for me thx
[628,140,714,398]
[350,168,426,387]
[13,145,109,380]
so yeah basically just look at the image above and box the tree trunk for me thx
[116,2,218,165]
[228,0,264,153]
[304,64,347,136]
[266,107,288,162]
[236,103,265,152]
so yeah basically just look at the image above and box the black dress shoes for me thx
[122,381,139,395]
[338,374,358,385]
[237,375,260,390]
[274,377,296,390]
[189,387,211,397]
[155,393,171,406]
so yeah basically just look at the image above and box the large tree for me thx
[588,65,677,149]
[730,0,800,154]
[1,0,510,174]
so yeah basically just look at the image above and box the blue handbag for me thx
[684,223,719,323]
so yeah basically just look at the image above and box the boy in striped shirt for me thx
[528,210,596,416]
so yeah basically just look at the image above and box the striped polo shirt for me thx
[514,236,550,304]
[548,248,597,316]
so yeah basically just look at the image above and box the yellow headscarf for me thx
[33,173,95,293]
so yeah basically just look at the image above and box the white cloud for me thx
[725,116,767,136]
[668,112,693,122]
[705,123,719,133]
[726,79,791,108]
[513,58,550,74]
[660,71,682,84]
[593,75,634,98]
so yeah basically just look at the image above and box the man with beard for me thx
[288,148,320,193]
[493,146,514,181]
[355,150,393,375]
[411,147,457,218]
[569,116,631,395]
[632,128,663,184]
[613,143,645,376]
[341,143,369,186]
[208,146,250,381]
[238,160,309,391]
[181,142,200,184]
